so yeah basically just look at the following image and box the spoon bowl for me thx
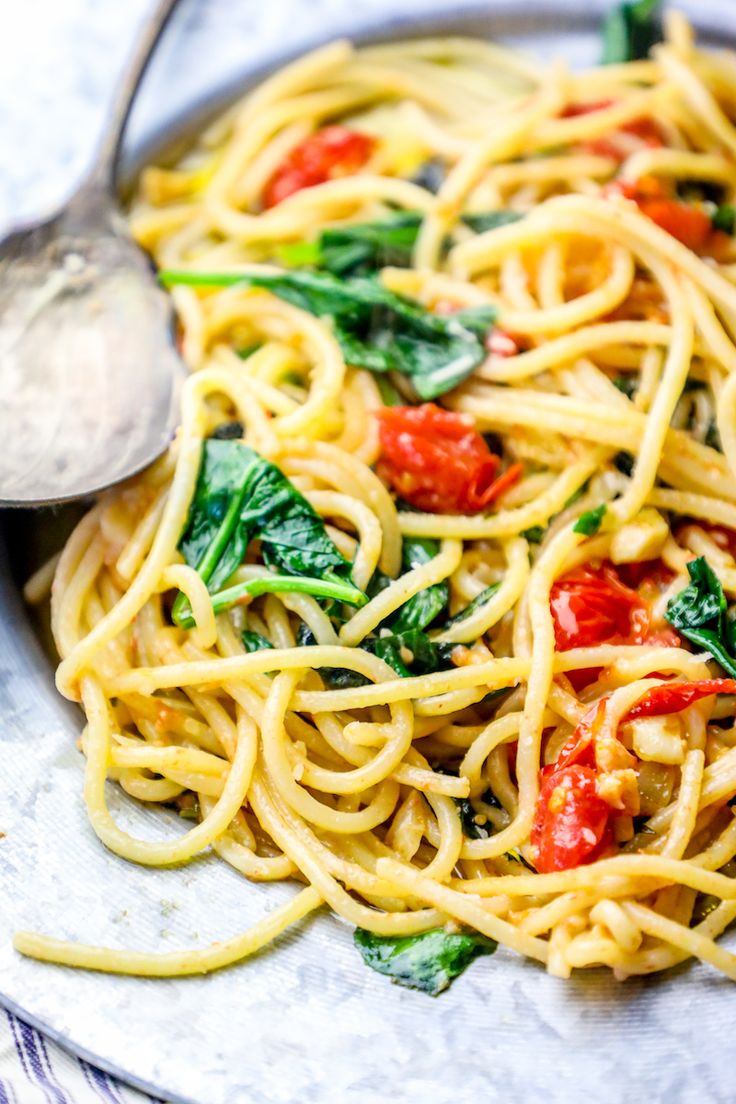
[0,0,183,507]
[0,193,183,505]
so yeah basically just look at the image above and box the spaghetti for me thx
[17,6,736,989]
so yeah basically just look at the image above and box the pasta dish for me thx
[18,0,736,993]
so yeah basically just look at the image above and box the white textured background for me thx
[0,0,448,234]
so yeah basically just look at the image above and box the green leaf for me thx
[160,269,496,400]
[613,374,637,399]
[275,210,523,278]
[353,927,496,995]
[456,791,500,840]
[311,212,423,276]
[521,525,545,544]
[275,241,323,267]
[573,504,607,536]
[173,440,364,626]
[601,0,660,64]
[505,848,536,871]
[614,450,635,476]
[371,628,456,678]
[712,203,736,235]
[375,376,403,407]
[665,556,736,677]
[241,630,274,653]
[388,537,449,633]
[462,211,525,234]
[444,584,500,629]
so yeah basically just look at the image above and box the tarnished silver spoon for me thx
[0,0,184,506]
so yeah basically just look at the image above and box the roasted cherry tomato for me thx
[531,764,612,873]
[263,126,376,208]
[551,698,608,775]
[550,563,647,652]
[627,678,736,719]
[376,403,522,514]
[604,175,713,251]
[486,328,520,357]
[562,100,663,161]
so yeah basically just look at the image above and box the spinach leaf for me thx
[353,926,496,995]
[713,203,736,235]
[665,556,736,676]
[296,623,454,682]
[444,584,500,629]
[241,630,274,653]
[173,440,365,626]
[296,624,371,689]
[456,792,499,840]
[522,525,545,544]
[288,212,423,276]
[706,420,722,452]
[613,374,637,399]
[410,159,446,194]
[160,270,496,401]
[375,376,404,407]
[573,504,606,536]
[601,0,660,63]
[614,450,635,476]
[276,209,522,278]
[462,211,524,234]
[372,628,456,678]
[505,848,536,871]
[210,420,245,440]
[388,537,449,633]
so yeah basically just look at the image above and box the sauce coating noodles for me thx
[17,10,736,987]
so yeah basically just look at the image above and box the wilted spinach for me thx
[387,537,449,633]
[573,504,607,536]
[665,556,736,676]
[173,439,365,628]
[601,0,660,63]
[444,584,500,629]
[161,268,495,400]
[353,926,496,995]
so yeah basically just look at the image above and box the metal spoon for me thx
[0,0,185,506]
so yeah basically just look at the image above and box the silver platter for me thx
[1,2,735,1101]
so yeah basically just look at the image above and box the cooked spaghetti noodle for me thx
[18,8,736,988]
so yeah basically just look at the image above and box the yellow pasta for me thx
[18,12,736,992]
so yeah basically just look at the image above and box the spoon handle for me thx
[86,0,182,191]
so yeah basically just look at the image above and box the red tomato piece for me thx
[532,764,612,873]
[486,329,519,357]
[376,403,522,514]
[637,198,712,251]
[549,563,646,652]
[604,175,713,251]
[626,679,736,720]
[561,100,663,161]
[263,126,376,208]
[553,698,608,774]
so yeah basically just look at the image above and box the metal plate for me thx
[1,2,735,1102]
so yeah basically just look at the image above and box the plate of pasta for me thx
[3,0,736,1100]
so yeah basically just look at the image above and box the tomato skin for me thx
[604,176,713,251]
[532,764,612,873]
[637,198,712,251]
[486,328,520,357]
[626,678,736,720]
[376,403,522,514]
[552,698,607,774]
[550,563,646,652]
[561,100,663,161]
[263,127,375,207]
